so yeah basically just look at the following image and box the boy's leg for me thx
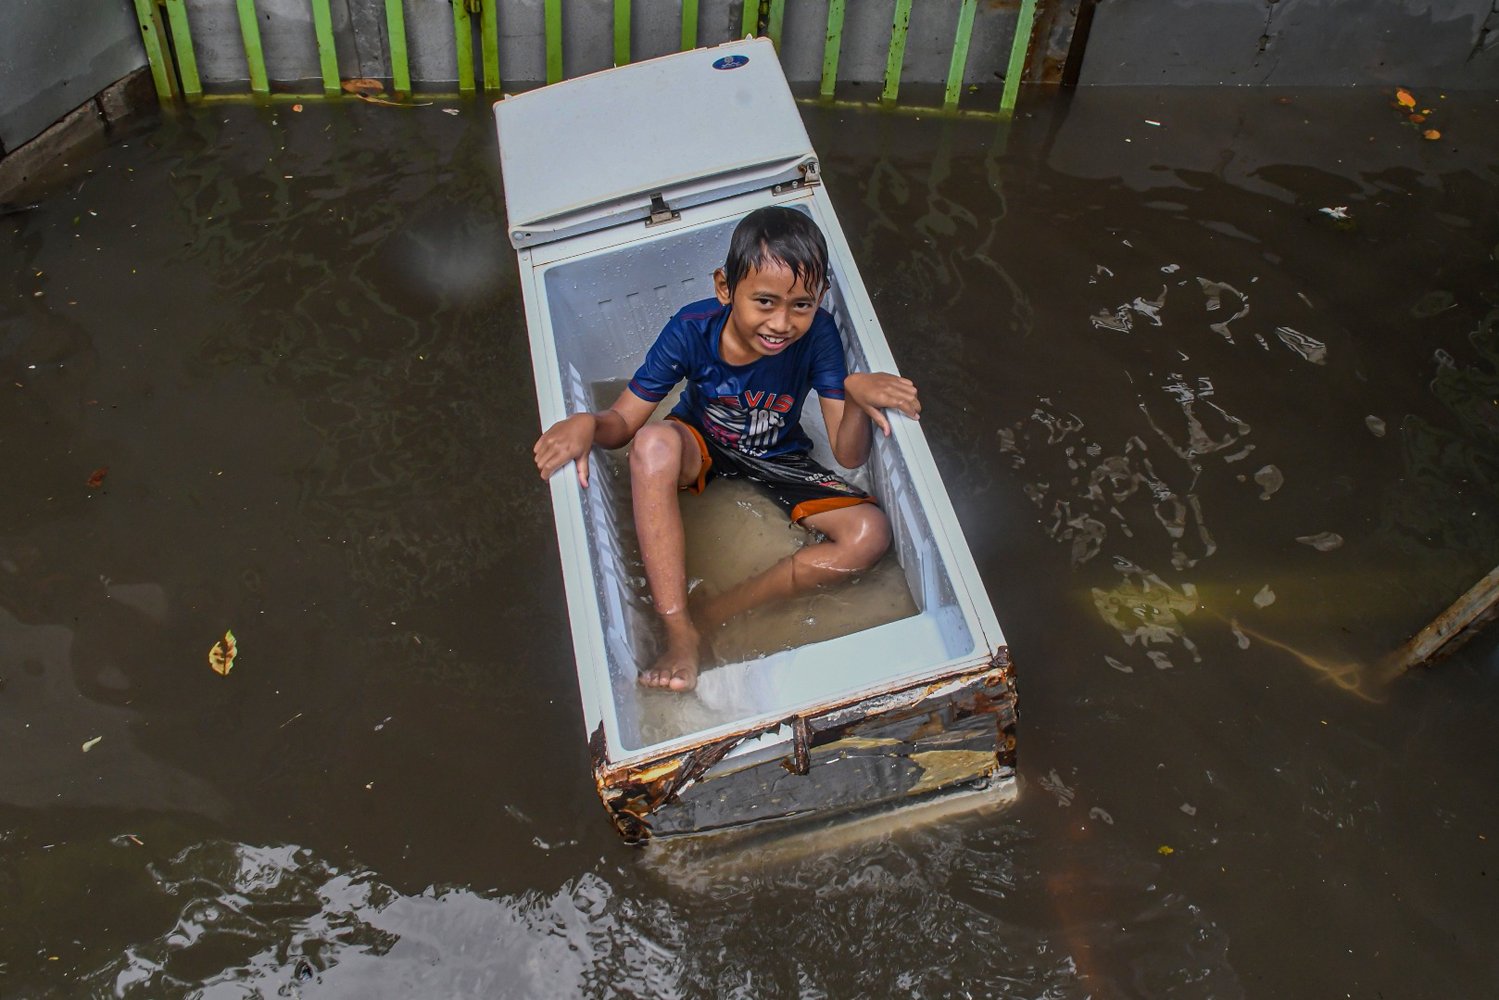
[697,502,891,628]
[631,420,706,691]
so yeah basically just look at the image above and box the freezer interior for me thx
[539,206,982,759]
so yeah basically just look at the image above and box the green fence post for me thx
[130,0,179,100]
[944,0,978,110]
[385,0,411,95]
[453,0,475,93]
[481,0,500,90]
[766,0,785,50]
[680,0,699,51]
[310,0,340,94]
[1000,0,1038,116]
[614,0,630,65]
[161,0,202,97]
[882,0,913,103]
[819,0,845,98]
[544,0,563,83]
[234,0,269,93]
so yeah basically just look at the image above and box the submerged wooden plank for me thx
[680,0,699,51]
[385,0,411,95]
[614,0,631,65]
[944,0,978,110]
[819,0,846,98]
[130,0,179,101]
[310,0,341,95]
[235,0,270,94]
[480,0,501,91]
[766,0,786,51]
[453,0,475,94]
[1401,565,1499,669]
[1000,0,1038,116]
[162,0,202,98]
[881,0,913,103]
[544,0,563,83]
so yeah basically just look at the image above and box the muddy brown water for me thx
[3,88,1498,998]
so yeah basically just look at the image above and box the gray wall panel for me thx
[0,0,145,151]
[1081,0,1499,87]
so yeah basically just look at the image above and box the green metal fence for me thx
[132,0,1037,116]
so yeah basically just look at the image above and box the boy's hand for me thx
[844,372,921,437]
[534,413,598,487]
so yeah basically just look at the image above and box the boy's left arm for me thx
[821,372,921,468]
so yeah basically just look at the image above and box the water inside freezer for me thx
[589,379,920,680]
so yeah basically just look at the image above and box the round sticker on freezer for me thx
[712,55,749,70]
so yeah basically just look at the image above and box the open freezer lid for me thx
[494,38,817,249]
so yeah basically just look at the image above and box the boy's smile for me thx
[714,258,824,365]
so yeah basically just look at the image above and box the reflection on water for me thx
[4,89,1499,998]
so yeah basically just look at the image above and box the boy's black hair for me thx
[723,207,829,297]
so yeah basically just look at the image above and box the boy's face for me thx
[714,258,825,362]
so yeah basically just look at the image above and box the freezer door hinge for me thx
[646,193,680,227]
[772,161,822,196]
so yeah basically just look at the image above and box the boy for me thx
[533,207,920,692]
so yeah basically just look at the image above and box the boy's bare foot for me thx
[639,615,700,692]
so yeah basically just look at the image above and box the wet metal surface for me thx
[3,90,1499,996]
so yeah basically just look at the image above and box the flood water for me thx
[3,86,1498,997]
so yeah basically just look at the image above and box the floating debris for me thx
[1318,206,1351,221]
[1365,415,1387,437]
[1254,464,1284,499]
[209,629,238,676]
[81,736,102,752]
[1253,585,1276,608]
[1105,654,1134,674]
[1296,531,1345,552]
[1039,769,1077,807]
[1275,326,1327,365]
[86,466,109,488]
[1410,290,1457,318]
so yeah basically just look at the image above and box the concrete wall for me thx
[1081,0,1499,87]
[4,0,1499,157]
[0,0,146,153]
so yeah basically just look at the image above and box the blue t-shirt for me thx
[627,298,848,458]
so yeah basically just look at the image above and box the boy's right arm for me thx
[532,389,658,488]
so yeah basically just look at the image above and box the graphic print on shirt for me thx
[627,299,848,460]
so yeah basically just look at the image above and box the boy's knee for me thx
[630,423,680,476]
[842,505,891,570]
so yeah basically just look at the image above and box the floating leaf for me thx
[341,77,384,96]
[1395,88,1416,108]
[1158,844,1175,856]
[81,736,102,752]
[87,466,109,488]
[209,629,238,676]
[1408,113,1426,124]
[1410,289,1456,318]
[1423,129,1441,140]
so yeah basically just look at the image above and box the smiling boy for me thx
[533,207,920,691]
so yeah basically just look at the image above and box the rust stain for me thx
[909,749,998,794]
[591,651,1020,843]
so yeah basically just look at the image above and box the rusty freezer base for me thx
[518,180,1014,842]
[593,653,1017,844]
